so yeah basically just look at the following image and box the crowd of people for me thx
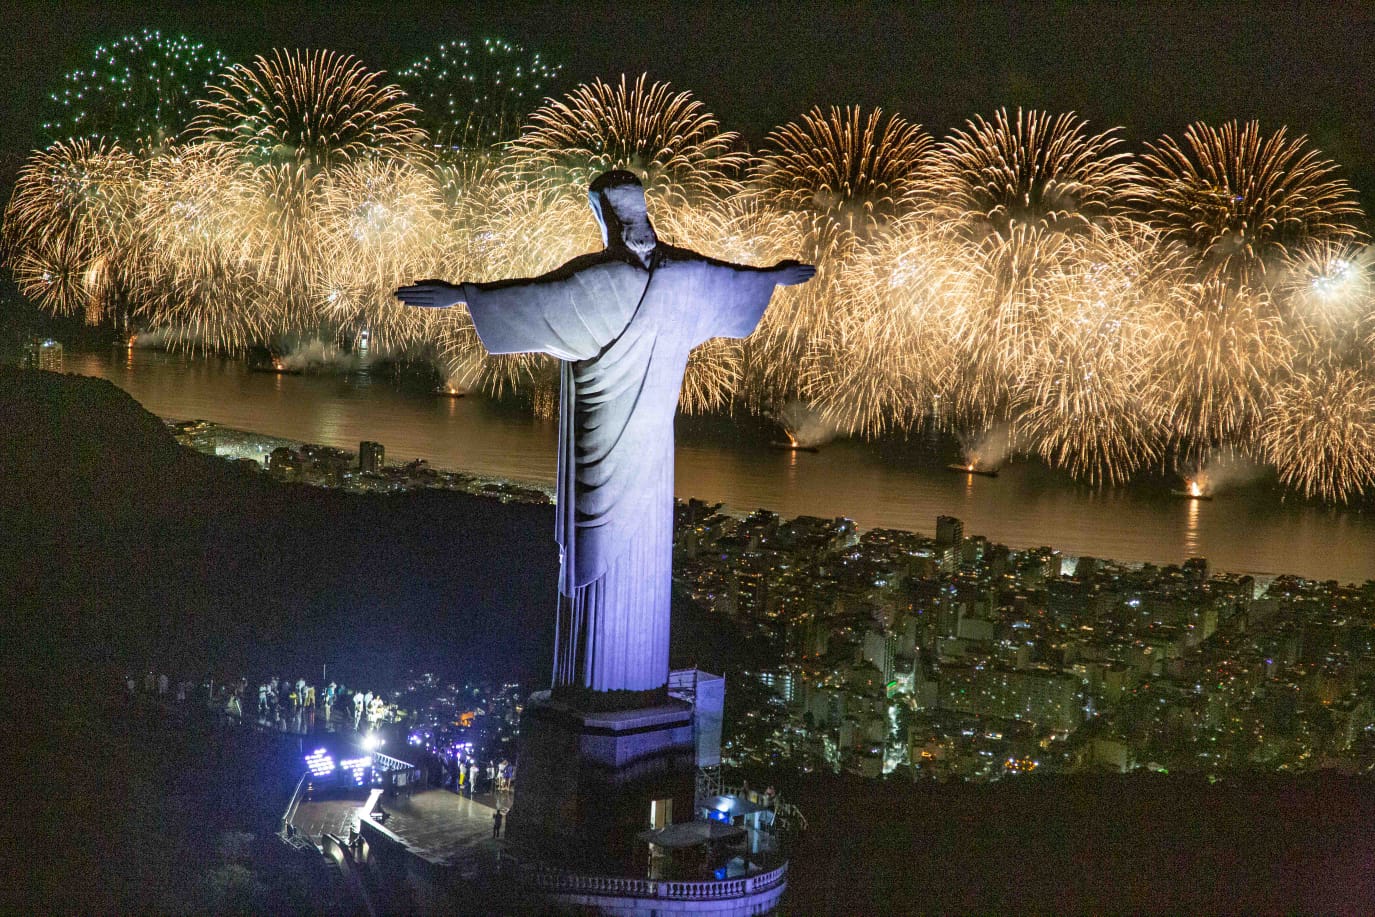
[428,751,514,799]
[123,669,519,814]
[122,669,399,737]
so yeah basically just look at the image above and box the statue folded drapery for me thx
[398,171,814,693]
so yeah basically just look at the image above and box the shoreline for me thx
[47,342,1375,584]
[171,416,1312,589]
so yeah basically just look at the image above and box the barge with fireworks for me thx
[947,462,1000,478]
[771,441,820,453]
[1173,481,1214,500]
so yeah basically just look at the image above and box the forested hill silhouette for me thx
[779,769,1375,914]
[0,366,557,685]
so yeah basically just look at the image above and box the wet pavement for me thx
[367,789,511,876]
[292,797,361,841]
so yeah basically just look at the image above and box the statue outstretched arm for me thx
[398,257,646,359]
[769,259,817,286]
[688,255,816,343]
[395,279,465,310]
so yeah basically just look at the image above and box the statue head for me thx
[589,170,657,267]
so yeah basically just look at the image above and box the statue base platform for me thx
[506,690,696,867]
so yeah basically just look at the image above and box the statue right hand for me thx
[772,260,817,286]
[395,280,465,309]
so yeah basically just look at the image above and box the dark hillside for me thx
[781,771,1375,914]
[0,367,557,685]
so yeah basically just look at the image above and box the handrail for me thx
[373,751,415,773]
[279,770,310,842]
[519,860,788,902]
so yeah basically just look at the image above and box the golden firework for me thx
[175,49,432,343]
[1011,230,1175,484]
[505,74,746,215]
[188,49,427,173]
[1260,362,1375,503]
[128,144,267,349]
[4,138,142,322]
[745,106,934,404]
[315,158,449,351]
[808,213,971,436]
[922,110,1142,423]
[1152,278,1295,447]
[1138,121,1363,285]
[751,106,933,253]
[1272,239,1374,353]
[925,108,1137,242]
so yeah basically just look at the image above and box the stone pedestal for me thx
[507,691,696,867]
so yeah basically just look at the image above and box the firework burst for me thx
[315,158,449,350]
[1011,233,1174,484]
[42,30,230,151]
[398,37,563,145]
[127,143,269,348]
[1272,239,1375,352]
[941,224,1092,421]
[505,74,746,218]
[1138,121,1363,285]
[1260,363,1375,503]
[744,107,934,404]
[922,110,1142,422]
[177,50,431,342]
[189,49,427,173]
[808,213,972,436]
[3,138,142,322]
[926,108,1137,242]
[1153,278,1296,447]
[751,106,933,254]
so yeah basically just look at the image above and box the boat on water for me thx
[434,385,466,398]
[947,463,999,478]
[770,441,820,454]
[1174,480,1213,500]
[249,361,299,375]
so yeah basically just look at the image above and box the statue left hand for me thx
[395,280,465,309]
[773,260,817,286]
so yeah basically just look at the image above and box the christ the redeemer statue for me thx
[397,170,814,694]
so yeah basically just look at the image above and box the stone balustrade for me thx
[521,861,788,902]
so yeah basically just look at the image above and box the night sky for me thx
[5,0,1375,197]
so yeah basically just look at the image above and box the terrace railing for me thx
[518,861,789,902]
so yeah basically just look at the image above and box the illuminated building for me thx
[756,668,797,703]
[736,564,768,619]
[938,665,1081,732]
[863,629,898,683]
[23,339,64,372]
[267,446,301,480]
[935,515,963,549]
[359,440,385,474]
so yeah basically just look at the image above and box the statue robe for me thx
[462,245,783,692]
